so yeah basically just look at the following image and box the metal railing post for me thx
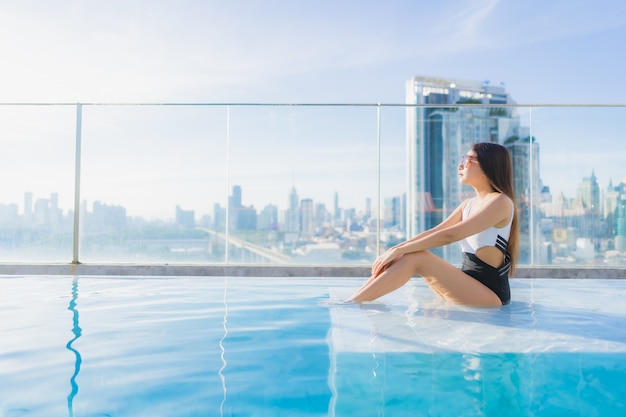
[225,105,230,264]
[72,103,82,264]
[376,103,382,256]
[529,107,534,266]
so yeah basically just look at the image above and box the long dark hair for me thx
[472,142,519,276]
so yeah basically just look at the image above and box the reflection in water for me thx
[219,277,229,417]
[66,278,82,417]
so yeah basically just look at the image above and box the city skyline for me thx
[3,165,625,223]
[3,163,626,266]
[0,185,387,223]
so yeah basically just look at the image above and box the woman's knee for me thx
[403,250,430,267]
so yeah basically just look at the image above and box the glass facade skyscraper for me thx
[505,137,541,263]
[405,76,520,260]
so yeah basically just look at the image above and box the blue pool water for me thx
[0,276,625,416]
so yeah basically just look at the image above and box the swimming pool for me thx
[1,276,625,416]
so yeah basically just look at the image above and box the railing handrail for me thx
[0,102,625,107]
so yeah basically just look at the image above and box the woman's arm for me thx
[396,194,511,254]
[392,199,468,247]
[372,195,511,276]
[371,200,467,276]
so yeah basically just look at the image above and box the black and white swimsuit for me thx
[459,198,513,305]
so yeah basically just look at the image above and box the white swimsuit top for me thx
[460,197,513,255]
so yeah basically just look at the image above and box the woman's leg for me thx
[349,254,419,302]
[349,251,502,306]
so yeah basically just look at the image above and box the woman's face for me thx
[457,151,483,185]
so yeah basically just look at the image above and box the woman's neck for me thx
[473,184,498,199]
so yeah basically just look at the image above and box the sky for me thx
[1,0,625,104]
[1,0,625,218]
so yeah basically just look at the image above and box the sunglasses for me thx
[460,154,479,168]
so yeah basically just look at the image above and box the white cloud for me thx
[2,0,626,102]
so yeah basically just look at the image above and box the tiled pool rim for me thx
[0,264,624,278]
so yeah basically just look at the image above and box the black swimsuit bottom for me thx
[461,252,511,305]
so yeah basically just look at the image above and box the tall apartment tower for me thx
[577,171,601,214]
[613,181,626,252]
[505,136,542,263]
[405,76,519,259]
[505,136,541,208]
[300,198,314,239]
[285,187,300,233]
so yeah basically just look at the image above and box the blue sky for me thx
[1,0,625,218]
[1,0,624,104]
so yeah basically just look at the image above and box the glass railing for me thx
[0,103,624,267]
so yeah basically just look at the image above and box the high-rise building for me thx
[405,76,520,259]
[90,201,126,232]
[258,204,279,231]
[603,178,626,245]
[300,198,314,239]
[230,185,242,208]
[228,185,256,231]
[505,136,542,263]
[213,203,226,231]
[176,205,195,228]
[34,198,50,226]
[577,171,601,214]
[504,135,541,207]
[604,179,620,220]
[314,203,329,230]
[0,203,18,227]
[615,192,626,252]
[49,192,62,225]
[285,187,300,233]
[384,194,405,230]
[365,197,372,220]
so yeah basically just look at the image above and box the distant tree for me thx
[489,107,508,116]
[504,135,536,145]
[456,98,482,104]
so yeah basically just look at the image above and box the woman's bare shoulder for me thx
[491,193,514,208]
[459,197,475,208]
[489,194,514,224]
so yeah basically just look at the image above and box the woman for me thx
[350,142,518,306]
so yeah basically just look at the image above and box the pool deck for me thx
[1,265,625,356]
[327,278,626,354]
[1,263,625,279]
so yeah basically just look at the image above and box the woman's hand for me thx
[371,248,403,278]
